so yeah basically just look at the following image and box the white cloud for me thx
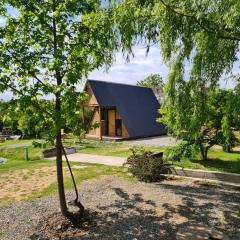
[89,45,169,85]
[1,45,238,100]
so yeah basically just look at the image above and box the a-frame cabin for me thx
[84,80,166,140]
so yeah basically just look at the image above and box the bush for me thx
[32,140,46,149]
[125,147,171,182]
[165,141,196,162]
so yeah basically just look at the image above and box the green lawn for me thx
[0,144,53,172]
[0,139,239,205]
[1,139,239,174]
[0,141,129,205]
[171,148,240,173]
[29,163,129,200]
[0,139,33,147]
[74,139,165,157]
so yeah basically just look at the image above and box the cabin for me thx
[84,80,166,140]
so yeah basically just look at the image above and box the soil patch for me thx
[0,166,68,201]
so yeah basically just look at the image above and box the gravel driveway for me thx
[0,176,239,240]
[126,136,177,147]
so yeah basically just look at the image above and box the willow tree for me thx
[0,0,122,217]
[114,0,240,159]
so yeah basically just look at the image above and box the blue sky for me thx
[0,5,238,100]
[1,44,237,100]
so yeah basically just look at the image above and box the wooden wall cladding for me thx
[108,109,116,137]
[87,107,100,137]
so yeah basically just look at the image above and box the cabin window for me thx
[101,109,108,121]
[115,119,122,136]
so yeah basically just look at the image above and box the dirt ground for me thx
[0,175,239,240]
[0,166,69,201]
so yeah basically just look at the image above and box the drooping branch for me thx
[159,0,240,41]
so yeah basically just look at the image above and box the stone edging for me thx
[169,167,240,184]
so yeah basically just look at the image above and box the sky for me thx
[1,44,237,100]
[0,5,238,100]
[1,45,170,100]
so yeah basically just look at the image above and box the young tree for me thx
[0,1,120,217]
[137,74,164,103]
[160,82,239,160]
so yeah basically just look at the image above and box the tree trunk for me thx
[55,94,68,216]
[199,143,208,161]
[52,0,68,217]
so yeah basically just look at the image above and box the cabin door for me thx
[108,109,116,137]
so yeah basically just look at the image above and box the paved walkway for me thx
[126,136,177,147]
[53,153,126,166]
[0,143,30,150]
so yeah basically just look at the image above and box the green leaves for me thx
[0,0,122,139]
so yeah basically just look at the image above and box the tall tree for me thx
[0,0,121,217]
[137,74,164,103]
[114,0,240,158]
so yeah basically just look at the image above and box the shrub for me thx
[32,140,46,149]
[125,147,171,182]
[165,141,196,162]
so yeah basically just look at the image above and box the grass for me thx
[0,140,132,205]
[0,138,239,206]
[73,139,165,157]
[0,145,54,172]
[30,163,130,200]
[73,140,240,173]
[1,139,239,174]
[0,139,33,147]
[173,148,240,174]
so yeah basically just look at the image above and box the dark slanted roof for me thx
[87,80,166,138]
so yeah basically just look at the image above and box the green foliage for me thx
[0,99,55,139]
[0,100,19,134]
[165,141,196,162]
[137,74,164,88]
[125,147,170,182]
[32,140,46,149]
[137,74,164,102]
[115,0,240,83]
[221,116,237,152]
[113,0,240,160]
[0,0,122,140]
[160,84,240,160]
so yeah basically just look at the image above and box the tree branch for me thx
[6,49,50,89]
[2,80,53,118]
[159,0,240,41]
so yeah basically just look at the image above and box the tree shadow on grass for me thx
[191,158,240,173]
[232,150,240,154]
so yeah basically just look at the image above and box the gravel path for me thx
[0,176,239,240]
[126,136,177,147]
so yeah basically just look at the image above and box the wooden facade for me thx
[84,84,129,140]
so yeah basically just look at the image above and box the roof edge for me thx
[87,79,152,90]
